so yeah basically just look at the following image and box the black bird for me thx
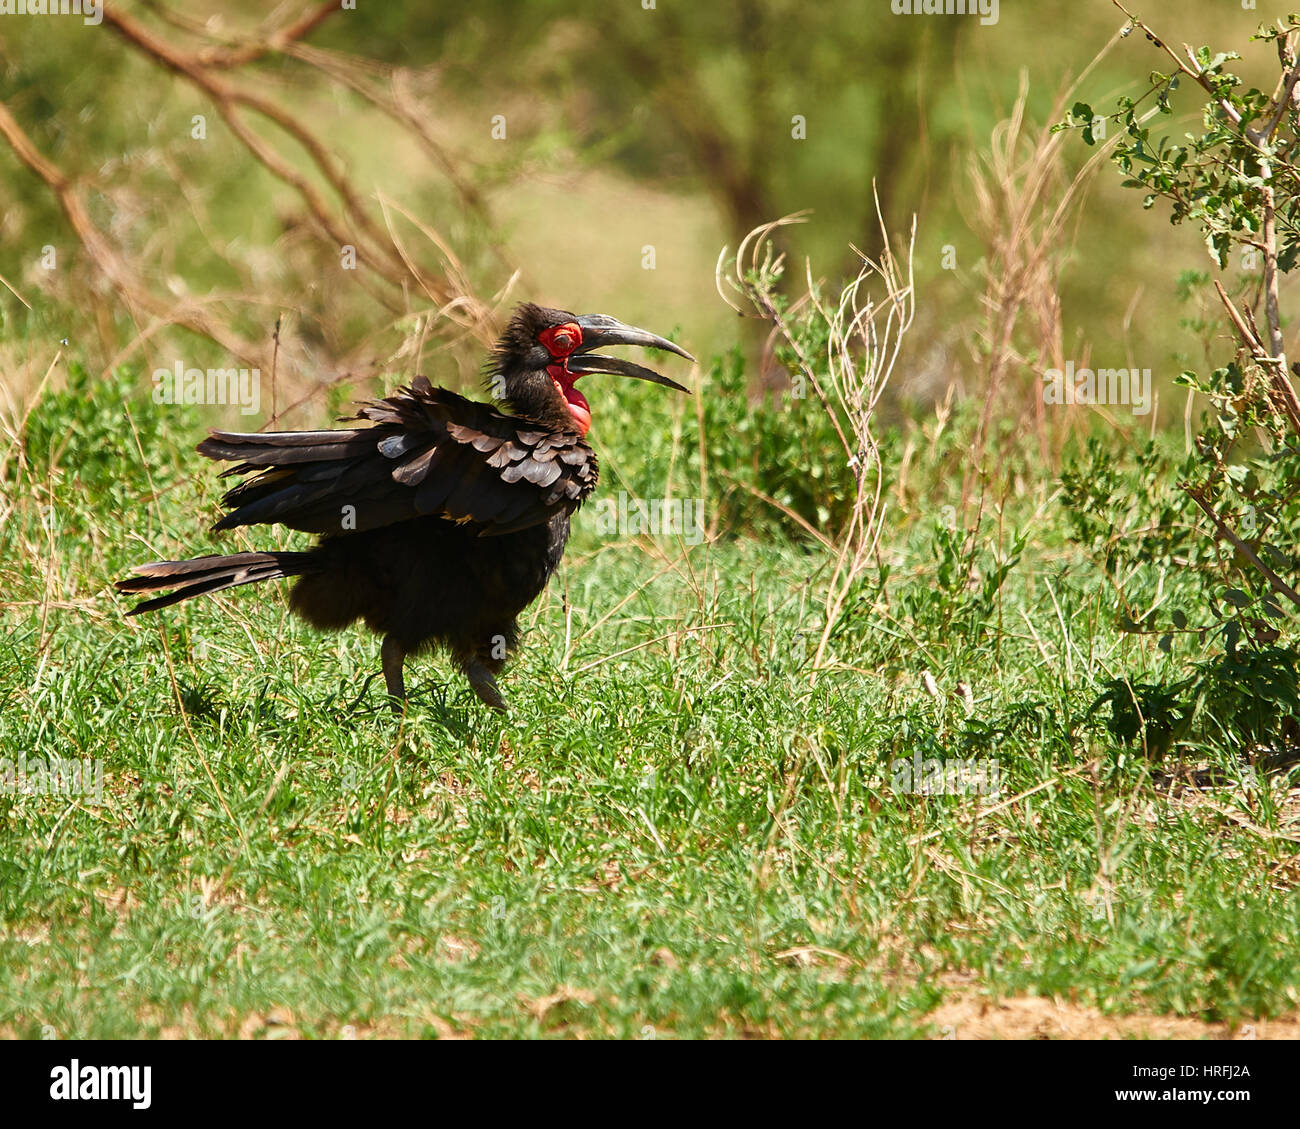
[115,303,693,711]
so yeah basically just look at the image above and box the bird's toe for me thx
[466,664,508,711]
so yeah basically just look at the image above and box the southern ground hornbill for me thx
[115,304,693,711]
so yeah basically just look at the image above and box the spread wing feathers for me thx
[195,377,597,536]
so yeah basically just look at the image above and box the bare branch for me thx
[0,98,263,369]
[1183,485,1300,611]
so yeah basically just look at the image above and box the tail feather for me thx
[197,429,373,467]
[115,551,316,615]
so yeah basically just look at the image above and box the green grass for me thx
[2,364,1299,1040]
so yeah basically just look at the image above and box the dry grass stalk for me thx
[717,188,916,674]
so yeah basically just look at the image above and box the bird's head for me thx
[486,303,693,434]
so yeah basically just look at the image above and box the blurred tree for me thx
[327,0,962,267]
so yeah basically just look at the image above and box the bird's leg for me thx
[457,637,509,712]
[381,635,406,713]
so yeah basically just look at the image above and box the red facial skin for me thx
[539,322,591,435]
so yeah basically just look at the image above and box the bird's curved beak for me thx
[567,315,694,393]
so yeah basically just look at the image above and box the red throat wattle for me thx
[548,363,591,435]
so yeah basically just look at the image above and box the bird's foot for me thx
[466,663,508,711]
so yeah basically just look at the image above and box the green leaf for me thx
[1261,543,1292,571]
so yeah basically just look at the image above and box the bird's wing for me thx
[196,377,597,536]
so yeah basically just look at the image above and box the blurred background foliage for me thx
[0,0,1285,428]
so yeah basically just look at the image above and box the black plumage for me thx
[115,303,692,711]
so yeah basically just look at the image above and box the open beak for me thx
[568,314,694,393]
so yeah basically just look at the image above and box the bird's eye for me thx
[539,322,583,357]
